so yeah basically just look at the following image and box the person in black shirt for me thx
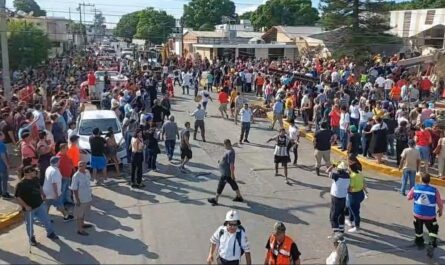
[152,100,166,127]
[362,118,374,158]
[89,128,108,184]
[15,165,58,246]
[313,121,336,176]
[347,125,361,159]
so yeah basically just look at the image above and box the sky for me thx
[6,0,314,28]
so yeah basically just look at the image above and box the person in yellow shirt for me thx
[285,93,294,122]
[372,103,385,119]
[345,156,368,233]
[229,87,238,118]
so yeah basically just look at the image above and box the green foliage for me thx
[69,22,86,35]
[134,8,175,45]
[93,12,106,37]
[250,0,319,30]
[114,11,141,39]
[319,0,399,59]
[183,0,236,30]
[7,20,50,69]
[390,0,445,10]
[13,0,46,16]
[239,11,253,21]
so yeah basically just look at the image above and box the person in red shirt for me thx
[329,104,341,145]
[420,77,433,100]
[218,90,229,119]
[87,71,96,99]
[415,124,432,172]
[56,143,75,205]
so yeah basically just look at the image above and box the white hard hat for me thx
[225,210,240,222]
[337,161,348,171]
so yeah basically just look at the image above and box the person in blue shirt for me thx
[423,114,436,129]
[0,131,11,199]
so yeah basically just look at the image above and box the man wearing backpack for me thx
[207,210,251,265]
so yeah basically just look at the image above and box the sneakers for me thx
[47,232,59,240]
[30,236,38,246]
[82,224,94,229]
[348,227,359,233]
[63,215,74,222]
[345,220,353,227]
[233,196,244,202]
[2,193,14,199]
[244,139,250,143]
[207,198,218,205]
[137,183,146,188]
[239,140,243,144]
[315,167,320,176]
[77,231,89,236]
[131,183,138,188]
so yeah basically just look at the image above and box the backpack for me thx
[219,225,245,256]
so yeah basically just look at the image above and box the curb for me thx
[0,210,22,232]
[266,112,445,187]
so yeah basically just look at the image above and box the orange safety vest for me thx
[265,234,294,265]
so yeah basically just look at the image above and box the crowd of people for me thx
[2,42,445,263]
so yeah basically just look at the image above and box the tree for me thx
[13,0,46,16]
[134,8,175,45]
[114,11,141,39]
[239,11,253,21]
[320,0,400,59]
[183,0,236,30]
[250,0,319,30]
[7,20,50,69]
[390,0,445,10]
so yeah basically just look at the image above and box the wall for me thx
[390,8,445,37]
[276,32,292,43]
[284,48,296,60]
[194,47,211,59]
[255,48,268,59]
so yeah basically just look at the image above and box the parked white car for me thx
[76,110,126,166]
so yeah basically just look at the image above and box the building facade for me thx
[390,8,445,49]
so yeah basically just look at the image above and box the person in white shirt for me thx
[384,77,394,100]
[71,161,93,236]
[200,90,213,111]
[239,103,254,144]
[244,71,252,92]
[207,210,251,265]
[339,106,350,151]
[32,104,45,131]
[349,100,360,127]
[43,156,73,222]
[182,71,192,95]
[288,120,300,165]
[327,162,350,234]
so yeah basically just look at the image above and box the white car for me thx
[76,110,127,166]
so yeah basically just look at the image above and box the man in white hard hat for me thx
[207,210,251,265]
[326,161,350,235]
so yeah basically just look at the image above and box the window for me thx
[268,48,284,60]
[425,10,435,25]
[238,48,255,59]
[403,11,412,38]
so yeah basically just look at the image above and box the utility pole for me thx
[77,2,94,48]
[0,0,11,100]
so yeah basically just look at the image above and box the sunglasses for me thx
[227,222,238,227]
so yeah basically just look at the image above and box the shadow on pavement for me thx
[0,249,35,264]
[37,240,100,264]
[92,194,144,219]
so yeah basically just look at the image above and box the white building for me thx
[390,8,445,49]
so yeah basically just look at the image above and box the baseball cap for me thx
[274,222,286,234]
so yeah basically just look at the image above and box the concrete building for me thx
[390,8,445,49]
[12,16,72,56]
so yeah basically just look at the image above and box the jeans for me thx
[350,118,359,127]
[340,129,348,150]
[131,152,143,184]
[358,121,367,135]
[165,140,176,160]
[0,170,8,195]
[146,149,158,170]
[182,85,189,95]
[25,204,54,240]
[332,127,340,142]
[401,169,416,195]
[125,131,134,164]
[240,122,251,141]
[61,178,73,204]
[347,191,365,227]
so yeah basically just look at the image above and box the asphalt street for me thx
[1,86,445,264]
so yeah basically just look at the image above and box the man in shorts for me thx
[218,89,229,119]
[180,122,192,172]
[89,128,108,184]
[71,161,93,236]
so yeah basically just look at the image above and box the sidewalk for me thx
[0,199,21,232]
[264,111,445,187]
